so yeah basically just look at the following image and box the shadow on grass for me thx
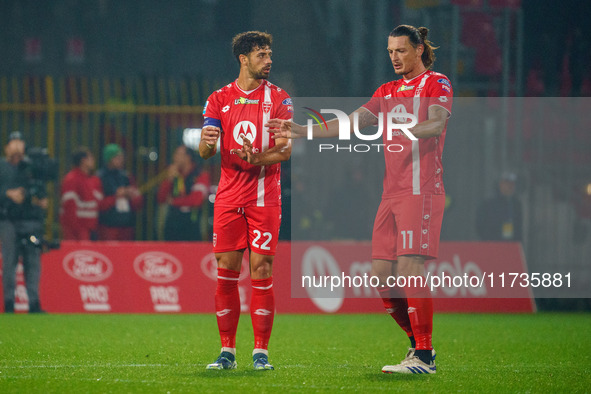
[192,370,276,379]
[366,372,436,382]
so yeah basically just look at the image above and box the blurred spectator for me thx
[476,171,523,242]
[0,132,47,313]
[97,144,143,241]
[157,145,210,241]
[60,147,102,240]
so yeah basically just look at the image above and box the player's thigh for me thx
[244,206,281,255]
[213,206,248,253]
[394,194,445,260]
[371,199,398,261]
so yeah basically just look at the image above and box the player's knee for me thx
[215,252,243,272]
[250,260,273,279]
[397,255,426,277]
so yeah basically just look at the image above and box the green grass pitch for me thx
[1,313,590,392]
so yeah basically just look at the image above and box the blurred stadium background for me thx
[0,0,589,311]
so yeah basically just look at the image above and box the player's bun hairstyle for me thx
[232,31,273,65]
[389,25,437,69]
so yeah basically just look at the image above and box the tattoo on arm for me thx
[354,107,379,130]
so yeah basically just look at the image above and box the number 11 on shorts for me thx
[401,230,413,249]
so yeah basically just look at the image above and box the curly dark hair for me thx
[232,31,273,65]
[390,25,438,69]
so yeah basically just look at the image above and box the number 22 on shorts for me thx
[252,230,272,250]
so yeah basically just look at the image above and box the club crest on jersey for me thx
[263,101,273,114]
[397,85,415,92]
[234,97,259,105]
[233,120,257,145]
[392,104,409,123]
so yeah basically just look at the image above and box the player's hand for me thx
[201,126,220,148]
[231,135,256,164]
[266,119,303,139]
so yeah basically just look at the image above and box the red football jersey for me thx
[203,80,292,207]
[363,70,453,198]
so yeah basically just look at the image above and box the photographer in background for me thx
[0,132,47,313]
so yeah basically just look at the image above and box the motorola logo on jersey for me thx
[233,120,257,145]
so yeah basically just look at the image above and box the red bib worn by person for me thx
[60,148,102,241]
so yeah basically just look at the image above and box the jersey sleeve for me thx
[274,91,294,120]
[426,76,453,116]
[362,85,385,117]
[203,91,222,128]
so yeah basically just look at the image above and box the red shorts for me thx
[372,194,445,261]
[213,205,281,255]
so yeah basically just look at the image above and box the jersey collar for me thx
[403,70,429,83]
[234,79,266,95]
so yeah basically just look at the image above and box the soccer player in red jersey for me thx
[199,31,292,371]
[267,25,452,374]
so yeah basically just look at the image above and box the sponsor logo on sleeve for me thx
[441,85,451,93]
[282,98,293,105]
[438,78,451,87]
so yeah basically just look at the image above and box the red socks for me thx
[250,277,275,350]
[378,280,433,351]
[378,287,414,338]
[215,268,241,348]
[215,269,275,351]
[404,283,433,351]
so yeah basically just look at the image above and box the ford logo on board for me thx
[133,252,183,283]
[63,251,114,282]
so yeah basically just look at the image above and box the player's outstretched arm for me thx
[408,106,449,139]
[231,137,291,166]
[266,107,377,140]
[199,126,220,160]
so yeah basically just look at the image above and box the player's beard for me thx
[251,66,271,80]
[253,70,270,80]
